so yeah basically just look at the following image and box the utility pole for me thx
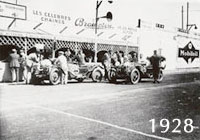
[186,2,189,30]
[94,0,113,62]
[94,0,102,62]
[181,6,184,29]
[185,2,197,31]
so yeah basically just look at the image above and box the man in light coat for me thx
[54,51,68,84]
[8,49,20,82]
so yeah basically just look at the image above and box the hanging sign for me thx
[0,1,26,20]
[178,41,199,63]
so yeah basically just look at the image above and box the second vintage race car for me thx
[31,59,105,85]
[107,61,165,84]
[107,62,141,84]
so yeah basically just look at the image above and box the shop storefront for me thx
[138,20,200,70]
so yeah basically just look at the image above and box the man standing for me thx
[8,49,20,82]
[65,48,71,62]
[148,50,166,83]
[102,50,112,80]
[26,48,39,84]
[19,49,27,81]
[54,51,68,84]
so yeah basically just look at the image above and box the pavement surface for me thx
[0,71,200,140]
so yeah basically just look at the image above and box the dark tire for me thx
[30,75,42,85]
[77,78,84,82]
[157,70,164,82]
[108,69,116,83]
[130,68,140,84]
[91,68,103,82]
[49,68,61,85]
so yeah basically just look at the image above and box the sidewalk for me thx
[164,68,200,75]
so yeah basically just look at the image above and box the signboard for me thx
[178,41,199,63]
[0,1,26,20]
[155,23,164,29]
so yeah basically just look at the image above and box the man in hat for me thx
[148,50,166,83]
[54,51,68,84]
[8,48,20,82]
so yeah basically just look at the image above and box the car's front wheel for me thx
[91,68,103,82]
[49,67,61,85]
[130,68,140,84]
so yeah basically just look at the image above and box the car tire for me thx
[77,78,84,82]
[91,68,103,82]
[130,68,140,84]
[108,69,116,83]
[49,67,61,85]
[157,70,164,82]
[30,74,42,85]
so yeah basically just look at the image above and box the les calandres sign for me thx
[178,41,199,63]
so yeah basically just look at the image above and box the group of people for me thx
[102,49,166,83]
[7,48,40,83]
[6,47,88,84]
[6,46,165,84]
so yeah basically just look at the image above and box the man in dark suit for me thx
[148,50,166,83]
[8,49,20,82]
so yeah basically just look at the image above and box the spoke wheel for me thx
[108,69,116,83]
[92,68,103,82]
[157,70,164,82]
[49,68,61,85]
[130,68,140,84]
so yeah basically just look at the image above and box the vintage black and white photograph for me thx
[0,0,200,140]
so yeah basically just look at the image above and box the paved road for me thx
[0,72,200,140]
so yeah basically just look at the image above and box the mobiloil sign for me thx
[178,41,199,63]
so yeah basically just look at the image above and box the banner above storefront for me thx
[32,10,71,24]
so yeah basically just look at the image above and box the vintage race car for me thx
[107,62,140,84]
[30,59,59,85]
[31,59,105,85]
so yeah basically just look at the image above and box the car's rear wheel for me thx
[49,68,61,85]
[92,68,103,82]
[108,69,116,83]
[130,68,140,84]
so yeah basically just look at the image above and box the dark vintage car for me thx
[30,59,105,85]
[107,61,165,84]
[107,62,141,84]
[136,62,165,82]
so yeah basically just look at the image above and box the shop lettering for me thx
[75,18,95,27]
[75,18,113,29]
[33,10,71,24]
[179,50,199,57]
[41,17,65,24]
